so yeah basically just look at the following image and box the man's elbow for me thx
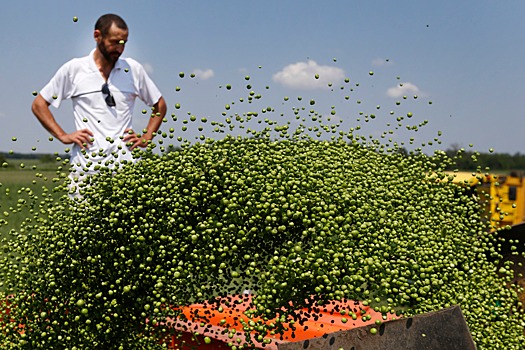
[157,96,167,113]
[31,98,39,115]
[31,95,49,116]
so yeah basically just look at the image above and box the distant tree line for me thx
[0,152,70,163]
[441,143,525,171]
[396,145,525,172]
[444,150,525,171]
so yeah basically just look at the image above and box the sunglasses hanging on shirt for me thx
[101,83,116,107]
[71,83,116,107]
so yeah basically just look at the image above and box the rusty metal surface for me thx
[277,305,477,350]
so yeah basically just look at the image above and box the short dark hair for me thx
[95,14,128,36]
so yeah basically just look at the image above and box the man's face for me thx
[95,23,128,64]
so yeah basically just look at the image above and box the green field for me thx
[0,158,67,236]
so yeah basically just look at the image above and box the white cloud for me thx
[387,82,421,98]
[192,68,215,80]
[273,60,345,90]
[372,58,394,67]
[143,63,154,75]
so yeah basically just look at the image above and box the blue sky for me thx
[1,0,525,155]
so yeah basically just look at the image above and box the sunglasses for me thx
[101,83,116,107]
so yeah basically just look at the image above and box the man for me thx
[32,14,167,194]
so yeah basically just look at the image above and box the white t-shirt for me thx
[39,49,162,176]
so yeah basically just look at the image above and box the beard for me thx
[98,41,121,64]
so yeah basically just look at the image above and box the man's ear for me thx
[94,29,102,43]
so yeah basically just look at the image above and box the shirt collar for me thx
[114,58,124,70]
[88,49,98,72]
[89,48,124,72]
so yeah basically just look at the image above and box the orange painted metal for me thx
[167,295,395,349]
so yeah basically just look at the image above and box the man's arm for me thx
[124,96,167,149]
[31,94,93,149]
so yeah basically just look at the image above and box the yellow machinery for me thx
[488,173,525,229]
[448,171,525,230]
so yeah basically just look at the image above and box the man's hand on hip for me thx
[59,129,94,149]
[123,128,152,150]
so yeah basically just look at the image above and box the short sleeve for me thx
[132,61,162,107]
[39,62,74,108]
